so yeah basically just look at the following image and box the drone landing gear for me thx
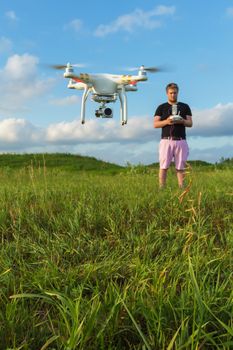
[81,86,91,125]
[119,87,128,126]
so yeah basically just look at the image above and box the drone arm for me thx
[118,74,148,85]
[81,86,91,124]
[64,70,91,85]
[131,75,147,83]
[67,79,86,90]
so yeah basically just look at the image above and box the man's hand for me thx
[166,116,175,125]
[172,118,185,125]
[172,117,193,127]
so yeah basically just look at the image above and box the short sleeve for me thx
[154,104,163,117]
[186,104,192,116]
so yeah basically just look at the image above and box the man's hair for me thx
[166,83,179,92]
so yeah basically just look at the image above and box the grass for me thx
[0,156,232,349]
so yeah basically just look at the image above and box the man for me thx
[154,83,193,188]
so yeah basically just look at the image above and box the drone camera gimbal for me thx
[95,106,113,118]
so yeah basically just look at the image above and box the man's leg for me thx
[174,140,189,188]
[159,168,168,188]
[159,140,172,187]
[176,169,185,188]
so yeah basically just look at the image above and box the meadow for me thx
[0,154,232,349]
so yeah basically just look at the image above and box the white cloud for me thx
[151,5,176,16]
[46,116,154,144]
[5,11,18,21]
[0,102,232,163]
[0,36,13,54]
[94,5,175,37]
[0,118,43,148]
[0,54,55,115]
[50,95,80,106]
[3,53,38,80]
[45,103,233,145]
[189,143,233,164]
[0,102,233,147]
[72,140,158,166]
[189,103,233,137]
[226,7,233,17]
[64,19,83,32]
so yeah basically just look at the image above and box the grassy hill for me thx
[0,153,232,173]
[0,153,123,174]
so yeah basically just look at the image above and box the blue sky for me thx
[0,0,233,165]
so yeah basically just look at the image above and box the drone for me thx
[52,63,161,125]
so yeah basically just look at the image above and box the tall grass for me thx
[0,165,232,349]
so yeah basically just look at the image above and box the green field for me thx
[0,154,232,349]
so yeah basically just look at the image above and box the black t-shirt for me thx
[154,102,192,139]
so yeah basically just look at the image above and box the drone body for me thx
[55,63,158,125]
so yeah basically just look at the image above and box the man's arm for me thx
[154,115,174,128]
[184,115,193,127]
[175,115,193,127]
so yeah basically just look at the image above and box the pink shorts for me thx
[159,139,189,170]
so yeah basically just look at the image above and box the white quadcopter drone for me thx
[52,63,161,125]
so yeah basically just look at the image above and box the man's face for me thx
[167,88,178,103]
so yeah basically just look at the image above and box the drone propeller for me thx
[49,63,86,70]
[125,65,165,73]
[142,66,161,73]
